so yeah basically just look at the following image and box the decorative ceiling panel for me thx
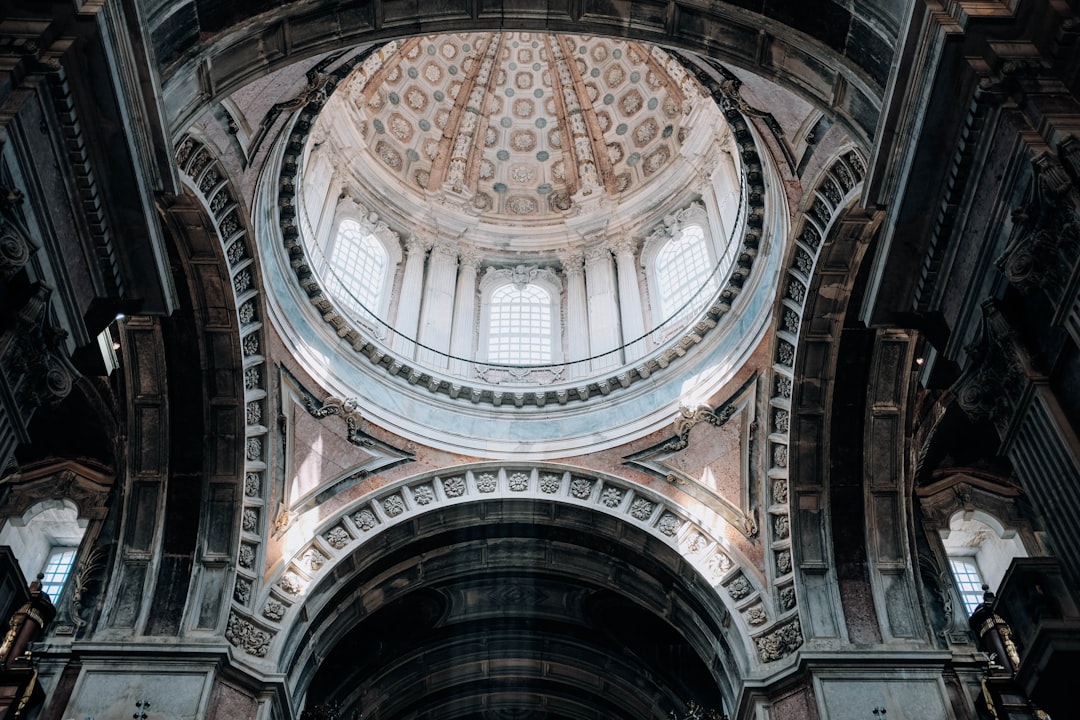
[341,32,705,225]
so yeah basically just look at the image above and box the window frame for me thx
[39,546,78,603]
[0,498,88,606]
[478,266,563,366]
[316,200,403,332]
[640,202,719,334]
[948,555,987,615]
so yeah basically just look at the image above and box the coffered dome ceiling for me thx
[323,32,727,237]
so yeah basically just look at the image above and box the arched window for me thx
[654,224,717,322]
[326,218,388,323]
[941,511,1028,614]
[0,501,86,604]
[486,283,553,364]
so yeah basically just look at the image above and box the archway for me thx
[269,474,765,719]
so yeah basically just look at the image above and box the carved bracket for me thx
[0,186,35,280]
[0,286,78,457]
[663,402,737,452]
[303,395,370,447]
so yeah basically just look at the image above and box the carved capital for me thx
[610,235,637,258]
[404,233,432,256]
[556,249,584,276]
[953,301,1030,439]
[582,242,611,265]
[430,236,459,261]
[458,247,484,270]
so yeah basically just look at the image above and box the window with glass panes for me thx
[487,284,552,364]
[950,557,986,615]
[40,547,77,602]
[655,225,717,322]
[326,218,387,321]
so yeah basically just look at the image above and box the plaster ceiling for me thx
[331,32,720,229]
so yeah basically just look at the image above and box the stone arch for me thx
[95,159,249,636]
[168,135,273,635]
[239,462,810,717]
[240,464,799,669]
[759,147,867,636]
[775,147,886,645]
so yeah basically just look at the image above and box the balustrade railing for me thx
[303,184,747,390]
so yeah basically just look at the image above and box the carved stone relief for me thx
[997,150,1080,308]
[954,301,1030,438]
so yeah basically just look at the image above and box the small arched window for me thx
[326,218,388,322]
[655,224,716,321]
[486,283,553,364]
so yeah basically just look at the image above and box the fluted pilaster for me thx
[584,241,621,370]
[612,236,646,360]
[393,234,430,356]
[450,249,482,375]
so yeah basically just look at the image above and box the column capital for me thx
[610,235,637,258]
[557,248,585,275]
[583,242,612,265]
[405,233,433,256]
[430,236,459,260]
[458,247,484,270]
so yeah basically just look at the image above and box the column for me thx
[417,237,459,369]
[558,249,590,378]
[584,242,622,371]
[612,236,646,361]
[393,234,429,357]
[449,249,481,376]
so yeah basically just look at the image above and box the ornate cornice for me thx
[0,459,112,521]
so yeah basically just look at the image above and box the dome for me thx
[270,32,779,458]
[310,32,734,248]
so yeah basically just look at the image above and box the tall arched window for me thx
[327,218,388,323]
[486,283,553,364]
[654,224,717,323]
